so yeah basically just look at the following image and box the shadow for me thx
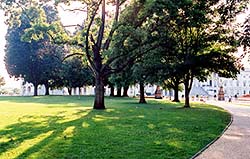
[0,96,231,159]
[0,108,126,159]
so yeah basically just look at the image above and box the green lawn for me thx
[0,96,230,159]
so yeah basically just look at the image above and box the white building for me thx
[19,68,250,98]
[194,68,250,97]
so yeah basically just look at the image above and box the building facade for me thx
[196,69,250,97]
[19,69,250,98]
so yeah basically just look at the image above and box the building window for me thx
[244,90,246,94]
[244,81,246,87]
[237,81,239,87]
[209,80,212,86]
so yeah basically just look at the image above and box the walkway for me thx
[195,101,250,159]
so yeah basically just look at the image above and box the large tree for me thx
[18,0,154,109]
[148,0,246,107]
[2,0,128,108]
[4,5,64,96]
[5,10,42,96]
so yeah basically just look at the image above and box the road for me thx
[195,101,250,159]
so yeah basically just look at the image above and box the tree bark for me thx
[34,84,38,96]
[184,77,193,108]
[123,85,129,97]
[116,87,122,97]
[44,82,49,96]
[172,85,180,102]
[68,87,72,96]
[110,85,114,96]
[139,81,147,103]
[184,81,190,108]
[94,74,105,109]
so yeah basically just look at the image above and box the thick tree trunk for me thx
[184,81,190,108]
[172,85,180,102]
[110,85,114,96]
[34,84,38,96]
[94,74,105,109]
[139,82,147,104]
[116,87,122,97]
[44,82,49,96]
[68,87,72,96]
[123,86,129,97]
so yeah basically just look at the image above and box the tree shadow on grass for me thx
[0,106,198,159]
[0,109,122,159]
[0,97,230,159]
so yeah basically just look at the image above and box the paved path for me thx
[195,101,250,159]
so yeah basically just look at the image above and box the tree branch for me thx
[85,0,102,72]
[62,53,84,61]
[63,24,84,29]
[103,0,120,50]
[96,0,105,49]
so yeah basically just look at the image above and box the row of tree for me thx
[1,0,249,109]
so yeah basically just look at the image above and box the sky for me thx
[0,4,249,88]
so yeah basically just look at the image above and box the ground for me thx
[0,96,230,159]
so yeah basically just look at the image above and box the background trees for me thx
[145,0,245,107]
[61,56,93,95]
[4,5,64,96]
[1,0,248,108]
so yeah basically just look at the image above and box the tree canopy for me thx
[4,5,66,96]
[1,0,248,108]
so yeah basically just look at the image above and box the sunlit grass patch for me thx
[0,96,230,159]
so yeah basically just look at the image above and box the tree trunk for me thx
[110,85,114,96]
[34,84,38,96]
[172,85,180,102]
[44,82,49,96]
[184,81,190,108]
[116,87,122,97]
[68,87,72,96]
[139,82,147,103]
[123,86,129,97]
[94,74,105,109]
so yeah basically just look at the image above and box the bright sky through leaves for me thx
[0,5,249,88]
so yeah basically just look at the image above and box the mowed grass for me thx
[0,96,230,159]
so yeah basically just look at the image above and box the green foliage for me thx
[0,96,230,159]
[61,56,94,88]
[4,5,65,96]
[241,14,250,55]
[2,0,248,107]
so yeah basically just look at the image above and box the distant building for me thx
[194,68,250,97]
[19,69,250,98]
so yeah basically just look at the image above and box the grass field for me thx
[0,96,230,159]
